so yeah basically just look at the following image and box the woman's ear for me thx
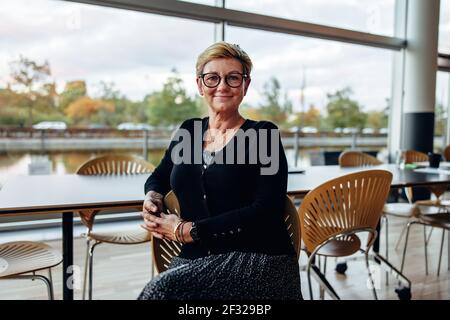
[243,77,251,96]
[196,77,204,96]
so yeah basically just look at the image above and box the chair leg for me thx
[82,239,90,300]
[437,229,445,276]
[307,260,314,300]
[400,221,416,273]
[395,222,409,252]
[424,225,429,275]
[88,241,101,300]
[382,215,389,286]
[365,252,378,300]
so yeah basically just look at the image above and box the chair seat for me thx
[419,213,450,229]
[0,241,62,278]
[303,235,361,257]
[87,229,151,244]
[383,203,417,217]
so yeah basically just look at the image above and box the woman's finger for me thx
[152,232,164,240]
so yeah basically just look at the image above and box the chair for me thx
[338,150,382,167]
[400,212,450,276]
[383,150,445,253]
[298,170,392,300]
[443,145,450,162]
[76,154,155,300]
[152,191,301,274]
[0,241,62,299]
[338,150,391,282]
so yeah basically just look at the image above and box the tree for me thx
[145,70,202,127]
[259,77,292,126]
[366,110,388,129]
[325,87,367,129]
[289,104,322,129]
[60,80,87,110]
[9,56,51,126]
[65,96,114,125]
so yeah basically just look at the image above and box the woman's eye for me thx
[206,75,219,81]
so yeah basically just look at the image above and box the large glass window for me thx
[0,0,214,176]
[226,26,393,165]
[439,0,450,53]
[226,0,396,36]
[435,71,450,150]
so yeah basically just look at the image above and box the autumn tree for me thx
[289,104,322,129]
[60,80,87,110]
[9,56,51,126]
[65,96,114,125]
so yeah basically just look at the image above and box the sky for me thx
[0,0,449,113]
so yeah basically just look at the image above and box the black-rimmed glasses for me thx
[199,72,248,88]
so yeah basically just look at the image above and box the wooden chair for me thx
[298,170,392,300]
[338,150,382,167]
[0,241,62,300]
[76,154,155,300]
[152,191,302,274]
[443,145,450,162]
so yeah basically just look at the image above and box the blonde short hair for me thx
[196,41,253,77]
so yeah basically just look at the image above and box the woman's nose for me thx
[216,78,230,91]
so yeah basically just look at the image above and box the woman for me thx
[138,42,302,300]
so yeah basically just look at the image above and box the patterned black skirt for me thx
[138,251,303,300]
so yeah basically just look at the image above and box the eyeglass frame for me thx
[198,72,249,88]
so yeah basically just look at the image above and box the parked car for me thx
[379,127,388,134]
[342,127,359,134]
[32,121,67,130]
[117,122,153,130]
[333,127,343,133]
[362,128,375,134]
[301,126,318,133]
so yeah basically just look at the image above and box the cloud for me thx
[0,0,396,111]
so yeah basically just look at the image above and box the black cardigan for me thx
[144,117,295,259]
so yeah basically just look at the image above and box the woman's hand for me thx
[143,190,163,216]
[141,211,182,241]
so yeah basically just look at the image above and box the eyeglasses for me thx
[199,72,248,88]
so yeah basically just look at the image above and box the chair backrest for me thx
[403,150,427,164]
[76,154,155,176]
[298,170,392,255]
[338,151,382,167]
[152,192,301,274]
[443,145,450,162]
[76,154,154,229]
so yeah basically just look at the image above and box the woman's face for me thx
[197,58,251,114]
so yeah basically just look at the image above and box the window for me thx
[226,0,396,36]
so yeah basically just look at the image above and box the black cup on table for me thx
[428,152,442,168]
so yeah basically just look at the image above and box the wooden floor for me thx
[0,215,448,300]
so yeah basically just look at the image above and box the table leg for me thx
[63,212,74,300]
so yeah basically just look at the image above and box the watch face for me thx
[190,223,200,242]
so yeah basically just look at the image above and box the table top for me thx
[2,164,450,214]
[287,164,450,196]
[0,174,148,215]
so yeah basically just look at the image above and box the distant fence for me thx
[0,127,390,154]
[0,127,172,139]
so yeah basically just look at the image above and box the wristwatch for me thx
[189,222,200,242]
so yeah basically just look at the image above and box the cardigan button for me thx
[203,194,207,200]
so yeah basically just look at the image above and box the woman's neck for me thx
[208,112,244,132]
